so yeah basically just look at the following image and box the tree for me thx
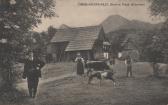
[149,0,168,30]
[149,0,168,18]
[141,0,168,77]
[149,0,168,63]
[0,0,56,88]
[106,29,128,56]
[48,26,57,40]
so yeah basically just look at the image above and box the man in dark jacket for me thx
[125,56,133,77]
[22,51,45,98]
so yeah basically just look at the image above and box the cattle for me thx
[85,60,116,86]
[85,60,110,76]
[88,70,116,86]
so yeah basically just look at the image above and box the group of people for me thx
[22,51,133,98]
[74,52,133,78]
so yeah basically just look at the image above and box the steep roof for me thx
[51,28,77,42]
[65,39,95,51]
[51,25,103,51]
[121,34,138,50]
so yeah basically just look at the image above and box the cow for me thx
[85,60,110,76]
[85,60,116,86]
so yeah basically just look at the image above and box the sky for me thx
[34,0,164,32]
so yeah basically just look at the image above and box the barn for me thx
[119,34,140,61]
[49,25,110,62]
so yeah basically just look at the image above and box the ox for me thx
[85,61,110,76]
[85,60,116,86]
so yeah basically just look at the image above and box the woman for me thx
[75,53,85,76]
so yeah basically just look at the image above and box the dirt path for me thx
[16,72,76,91]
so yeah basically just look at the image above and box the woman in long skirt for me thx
[75,53,84,75]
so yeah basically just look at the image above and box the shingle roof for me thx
[65,39,95,51]
[51,28,77,42]
[121,34,138,50]
[51,25,103,51]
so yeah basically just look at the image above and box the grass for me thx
[35,76,168,105]
[21,61,168,105]
[41,62,76,79]
[2,61,168,105]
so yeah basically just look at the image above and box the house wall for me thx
[46,44,52,54]
[50,42,68,62]
[92,28,107,60]
[49,27,109,62]
[65,50,94,62]
[93,40,104,60]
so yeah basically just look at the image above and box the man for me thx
[125,56,133,77]
[22,51,45,98]
[110,57,115,65]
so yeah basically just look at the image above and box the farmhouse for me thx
[49,25,110,62]
[119,34,140,61]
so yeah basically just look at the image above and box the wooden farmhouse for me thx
[119,34,140,61]
[48,25,110,62]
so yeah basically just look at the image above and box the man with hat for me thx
[22,50,45,98]
[125,55,133,77]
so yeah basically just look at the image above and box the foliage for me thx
[149,0,168,17]
[23,26,57,60]
[106,29,150,57]
[0,0,55,30]
[142,0,168,63]
[0,0,56,88]
[47,26,57,40]
[106,29,128,55]
[149,0,168,30]
[139,0,168,76]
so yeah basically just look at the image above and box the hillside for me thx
[101,15,162,33]
[57,15,162,34]
[59,24,70,29]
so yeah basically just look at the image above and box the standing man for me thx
[75,53,85,76]
[125,56,133,77]
[22,51,45,98]
[110,56,115,67]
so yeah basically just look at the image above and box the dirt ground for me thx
[3,61,168,105]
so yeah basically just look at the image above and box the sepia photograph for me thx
[0,0,168,105]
